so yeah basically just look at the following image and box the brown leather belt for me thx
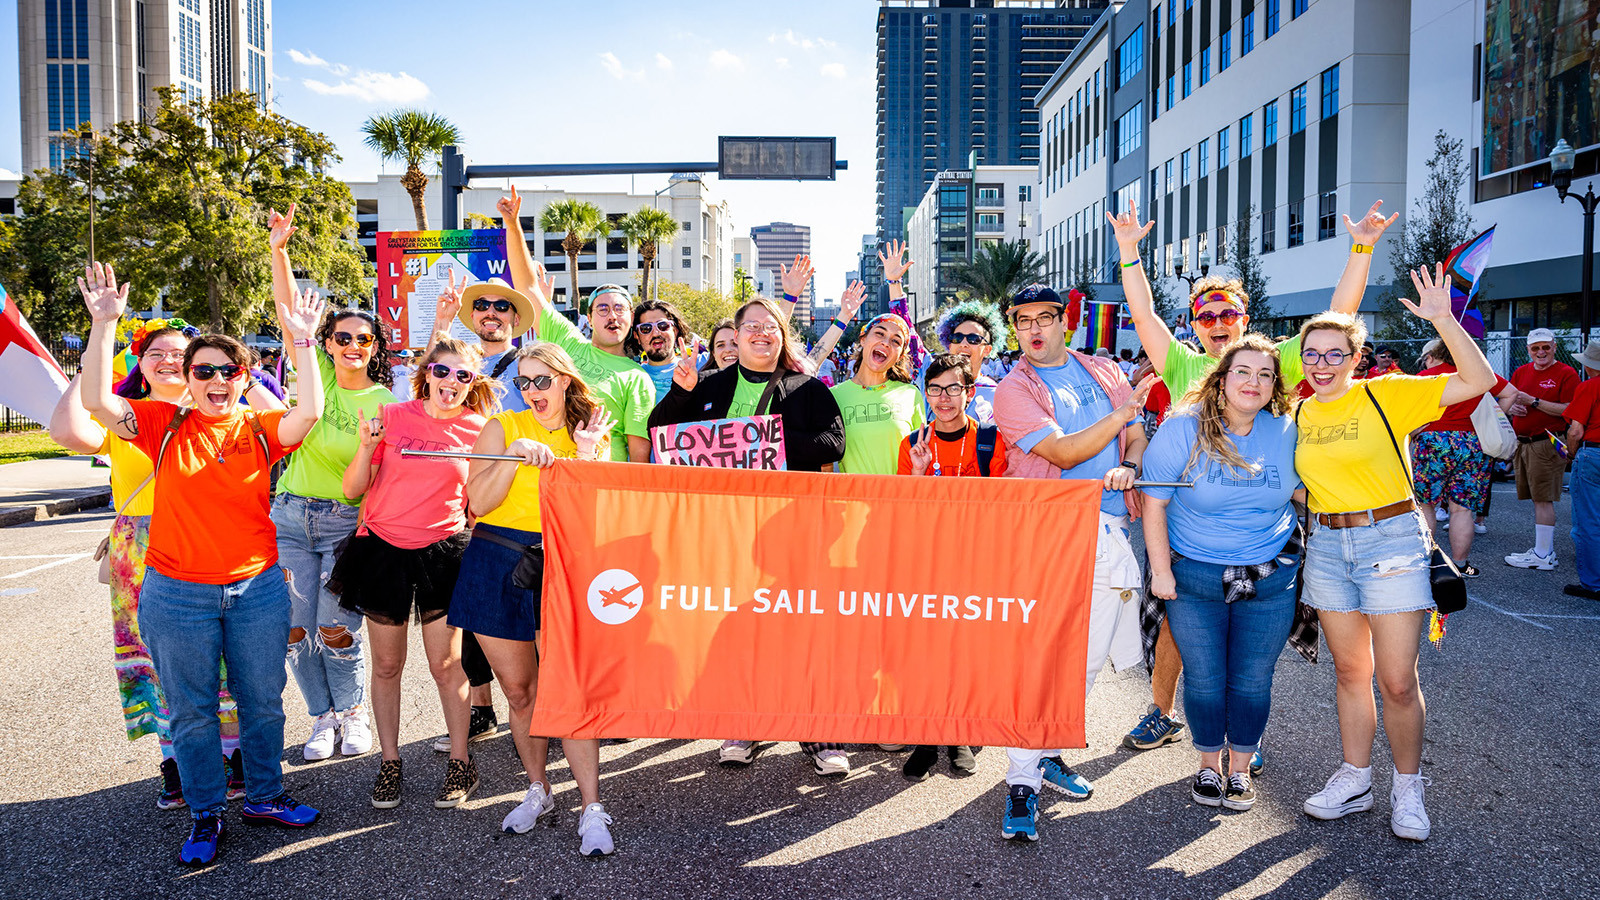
[1314,499,1417,530]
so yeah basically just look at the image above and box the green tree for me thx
[618,206,680,301]
[464,212,497,230]
[539,200,607,312]
[732,267,754,302]
[1377,130,1476,365]
[654,282,737,341]
[360,108,462,231]
[946,239,1047,306]
[0,170,92,340]
[1229,207,1277,328]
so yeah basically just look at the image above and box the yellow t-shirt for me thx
[1294,375,1449,513]
[104,433,156,517]
[477,411,580,534]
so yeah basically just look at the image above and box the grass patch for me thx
[0,430,72,465]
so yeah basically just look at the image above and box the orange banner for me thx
[532,461,1101,749]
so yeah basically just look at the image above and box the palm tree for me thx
[619,206,680,301]
[360,109,462,230]
[539,200,608,310]
[946,239,1049,306]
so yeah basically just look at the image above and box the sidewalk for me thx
[0,456,112,527]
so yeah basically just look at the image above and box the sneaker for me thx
[242,793,320,828]
[1303,763,1374,820]
[578,802,615,857]
[1122,704,1186,751]
[1190,767,1224,807]
[1223,772,1257,811]
[1038,756,1093,799]
[1001,785,1038,841]
[1250,747,1265,777]
[902,745,939,782]
[371,759,403,809]
[225,750,245,801]
[432,705,499,752]
[1473,521,1487,535]
[1434,506,1449,522]
[1504,548,1558,570]
[718,740,758,767]
[948,745,978,775]
[339,708,373,756]
[1459,562,1482,578]
[157,758,186,810]
[1390,772,1432,841]
[501,782,556,834]
[809,748,851,777]
[303,711,339,761]
[179,812,223,866]
[876,744,907,752]
[434,758,479,809]
[1563,583,1600,601]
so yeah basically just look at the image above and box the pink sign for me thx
[650,414,787,470]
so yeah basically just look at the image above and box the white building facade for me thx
[904,164,1039,327]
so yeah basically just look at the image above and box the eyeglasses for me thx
[925,383,972,398]
[1227,366,1276,383]
[948,333,989,345]
[190,363,246,382]
[473,298,514,313]
[511,374,555,392]
[331,331,376,347]
[1011,310,1060,331]
[1193,309,1244,327]
[142,349,186,361]
[1301,348,1350,367]
[635,321,674,334]
[429,364,475,384]
[740,322,782,336]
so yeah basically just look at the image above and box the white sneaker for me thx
[1390,771,1432,841]
[578,802,615,857]
[339,708,373,756]
[303,712,339,761]
[809,749,851,777]
[431,734,453,753]
[501,781,555,834]
[1303,762,1374,820]
[1504,548,1558,570]
[1473,521,1487,535]
[876,744,907,752]
[718,740,757,766]
[1434,506,1449,522]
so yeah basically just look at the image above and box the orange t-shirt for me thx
[127,400,295,585]
[896,417,1009,477]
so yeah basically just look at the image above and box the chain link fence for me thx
[1371,330,1592,379]
[0,340,84,434]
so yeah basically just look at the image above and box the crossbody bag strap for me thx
[1362,384,1412,483]
[753,371,783,418]
[121,406,191,512]
[246,410,269,458]
[490,352,518,381]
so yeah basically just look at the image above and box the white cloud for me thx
[709,49,743,70]
[774,57,791,69]
[769,29,837,51]
[302,70,430,104]
[820,63,846,79]
[600,52,627,79]
[655,53,674,71]
[286,48,327,68]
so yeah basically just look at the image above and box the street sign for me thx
[718,137,838,181]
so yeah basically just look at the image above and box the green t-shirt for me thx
[830,379,926,475]
[727,370,770,419]
[539,308,655,461]
[277,350,397,503]
[1162,334,1303,399]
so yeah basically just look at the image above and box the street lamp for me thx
[1173,253,1212,290]
[1549,138,1596,349]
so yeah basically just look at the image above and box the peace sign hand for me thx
[878,240,913,281]
[436,269,465,322]
[671,344,700,392]
[78,261,130,323]
[908,425,934,476]
[1105,199,1154,253]
[1404,263,1454,324]
[268,204,298,251]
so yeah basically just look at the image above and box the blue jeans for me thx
[271,494,366,716]
[138,568,291,816]
[1572,447,1600,590]
[1163,554,1298,755]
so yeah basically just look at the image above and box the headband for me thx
[1192,290,1245,316]
[587,284,632,305]
[863,313,909,337]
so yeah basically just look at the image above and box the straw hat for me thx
[458,278,536,339]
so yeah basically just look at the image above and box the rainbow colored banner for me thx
[1079,301,1121,351]
[376,229,510,350]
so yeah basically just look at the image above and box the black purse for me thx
[1364,386,1467,615]
[472,527,545,591]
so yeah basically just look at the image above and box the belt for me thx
[1585,441,1600,450]
[1314,499,1416,530]
[1517,435,1540,444]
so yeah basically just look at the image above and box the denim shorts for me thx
[1301,510,1435,616]
[446,524,542,642]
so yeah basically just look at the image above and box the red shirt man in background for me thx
[1504,328,1579,570]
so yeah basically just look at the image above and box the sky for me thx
[0,0,881,301]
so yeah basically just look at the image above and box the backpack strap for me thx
[976,424,999,477]
[490,352,518,381]
[245,410,269,458]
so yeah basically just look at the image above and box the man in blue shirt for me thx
[627,298,690,405]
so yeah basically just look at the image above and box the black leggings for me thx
[461,631,495,689]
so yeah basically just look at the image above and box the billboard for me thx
[1482,0,1600,175]
[376,229,509,350]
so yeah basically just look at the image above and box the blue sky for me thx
[0,0,882,296]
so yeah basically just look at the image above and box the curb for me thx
[0,488,112,527]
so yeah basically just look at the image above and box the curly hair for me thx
[315,309,393,388]
[624,298,688,359]
[1188,275,1251,309]
[512,343,603,439]
[936,300,1009,351]
[1170,334,1291,480]
[412,337,500,417]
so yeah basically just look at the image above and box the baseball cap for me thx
[1526,328,1556,344]
[1004,283,1064,314]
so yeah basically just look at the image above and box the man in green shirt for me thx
[1106,197,1398,762]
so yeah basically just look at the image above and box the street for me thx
[1,485,1596,900]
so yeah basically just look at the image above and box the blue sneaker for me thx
[1122,704,1186,751]
[242,793,320,828]
[1001,785,1038,841]
[179,812,223,866]
[1038,756,1093,798]
[1250,746,1265,777]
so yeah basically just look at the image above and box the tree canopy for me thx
[946,239,1048,306]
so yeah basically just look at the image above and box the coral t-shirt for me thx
[896,417,1009,477]
[126,400,294,584]
[360,400,488,549]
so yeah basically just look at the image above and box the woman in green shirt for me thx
[830,313,925,474]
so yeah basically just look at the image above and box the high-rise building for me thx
[17,0,273,173]
[749,222,815,324]
[875,0,1108,243]
[905,164,1037,326]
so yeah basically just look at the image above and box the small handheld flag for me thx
[1547,430,1569,460]
[1442,226,1494,339]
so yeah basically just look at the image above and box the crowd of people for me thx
[50,191,1599,867]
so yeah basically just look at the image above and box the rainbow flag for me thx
[1443,226,1493,339]
[1548,430,1569,460]
[1080,302,1120,351]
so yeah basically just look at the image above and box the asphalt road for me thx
[1,484,1596,899]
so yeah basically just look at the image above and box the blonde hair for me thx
[413,338,501,416]
[1171,334,1291,480]
[1189,275,1251,308]
[1298,310,1367,356]
[513,342,604,439]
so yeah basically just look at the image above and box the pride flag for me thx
[1080,302,1121,351]
[1442,226,1494,339]
[0,281,70,426]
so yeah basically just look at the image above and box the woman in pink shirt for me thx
[330,337,498,811]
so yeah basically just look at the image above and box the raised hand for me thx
[839,280,868,321]
[436,269,465,323]
[268,204,298,252]
[1118,374,1157,422]
[1403,263,1454,323]
[573,406,616,459]
[671,344,700,392]
[1105,199,1154,252]
[527,261,555,307]
[1343,199,1398,246]
[496,186,522,225]
[77,262,129,323]
[908,425,933,476]
[779,254,813,299]
[357,408,385,450]
[878,240,913,282]
[507,437,557,468]
[280,287,327,342]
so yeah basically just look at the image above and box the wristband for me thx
[783,292,798,303]
[1120,258,1141,268]
[1119,461,1138,471]
[832,318,849,332]
[1351,243,1373,254]
[292,338,313,348]
[885,278,902,285]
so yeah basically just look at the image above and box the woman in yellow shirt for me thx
[1293,264,1494,843]
[448,343,619,857]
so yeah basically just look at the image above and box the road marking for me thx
[0,555,87,559]
[0,588,38,596]
[1472,596,1554,630]
[1515,612,1600,621]
[2,553,92,579]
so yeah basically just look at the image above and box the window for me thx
[1320,64,1340,118]
[1216,226,1228,264]
[1291,83,1307,134]
[682,246,692,257]
[1116,28,1143,88]
[1115,103,1144,160]
[1262,209,1276,253]
[1263,101,1279,146]
[1153,5,1160,33]
[1151,166,1161,197]
[1115,178,1143,223]
[1218,128,1230,168]
[976,213,1002,231]
[1180,238,1191,271]
[1242,12,1256,55]
[1220,32,1231,71]
[1240,114,1253,157]
[1197,231,1209,265]
[1165,159,1175,194]
[1182,62,1192,99]
[1163,243,1173,276]
[1293,0,1309,16]
[1018,184,1032,202]
[1288,200,1305,247]
[1267,0,1281,37]
[1200,48,1211,87]
[1166,75,1175,110]
[1318,191,1338,240]
[1198,139,1209,178]
[1181,150,1192,186]
[682,259,692,269]
[1168,1,1177,24]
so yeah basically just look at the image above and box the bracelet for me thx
[1351,243,1373,254]
[1119,461,1138,471]
[292,338,313,348]
[1120,258,1141,268]
[832,318,849,332]
[783,292,798,303]
[885,278,901,285]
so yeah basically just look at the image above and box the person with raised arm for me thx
[809,241,913,366]
[807,279,869,368]
[429,266,538,413]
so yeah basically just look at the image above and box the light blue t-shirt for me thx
[641,360,674,405]
[1015,358,1125,516]
[482,350,529,413]
[1141,410,1301,565]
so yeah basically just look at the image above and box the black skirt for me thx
[330,529,472,627]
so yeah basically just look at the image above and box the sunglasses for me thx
[331,331,376,347]
[429,364,475,384]
[947,333,989,345]
[635,321,674,334]
[190,363,246,382]
[473,298,514,313]
[1193,309,1244,327]
[511,374,555,392]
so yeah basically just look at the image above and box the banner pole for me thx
[399,449,527,462]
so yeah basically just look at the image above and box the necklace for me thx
[931,425,969,477]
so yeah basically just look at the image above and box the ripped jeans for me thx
[1301,509,1435,616]
[271,494,367,717]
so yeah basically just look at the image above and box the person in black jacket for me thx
[650,297,846,475]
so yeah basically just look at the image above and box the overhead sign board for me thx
[718,137,838,181]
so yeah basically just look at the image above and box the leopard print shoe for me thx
[434,758,479,809]
[371,759,403,809]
